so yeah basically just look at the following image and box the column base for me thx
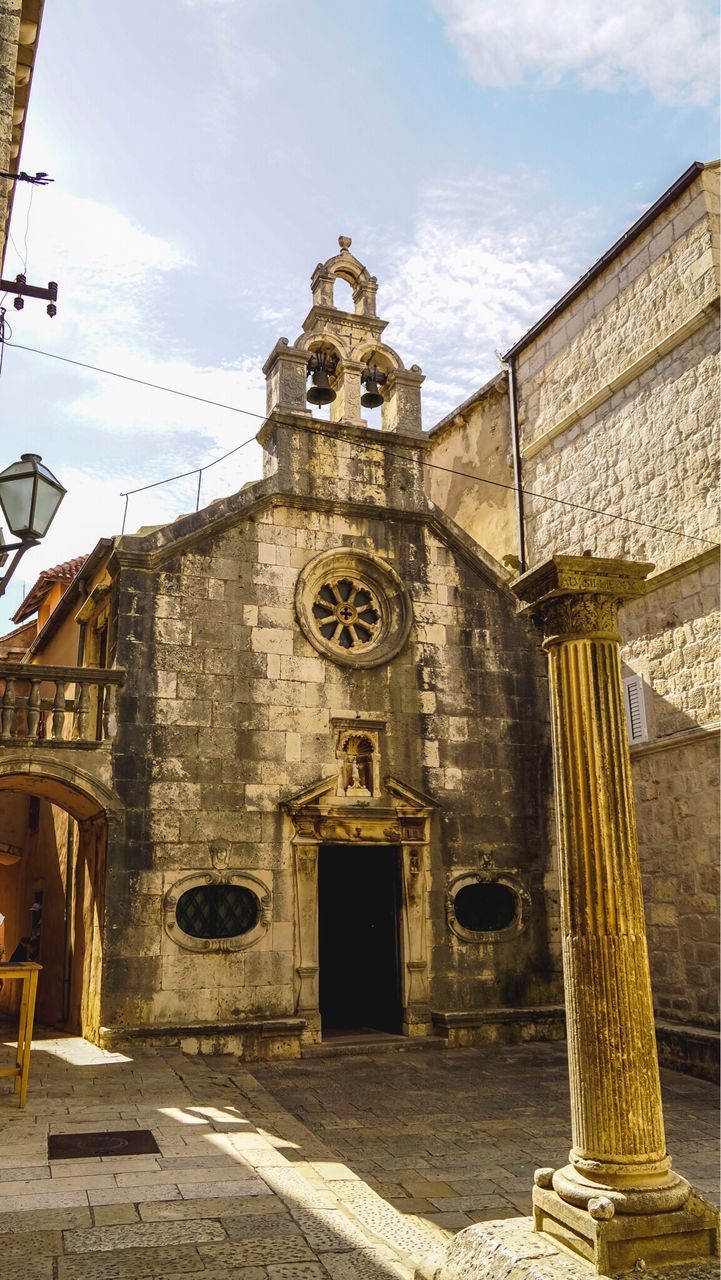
[533,1184,719,1275]
[552,1161,691,1214]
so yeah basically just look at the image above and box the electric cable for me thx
[6,340,269,423]
[20,181,35,275]
[3,338,718,550]
[300,414,717,545]
[119,430,262,533]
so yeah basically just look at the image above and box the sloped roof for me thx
[12,555,88,623]
[0,618,36,659]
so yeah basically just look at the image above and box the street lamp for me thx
[0,453,66,599]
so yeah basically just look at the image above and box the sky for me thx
[0,0,718,631]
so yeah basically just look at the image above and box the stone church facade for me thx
[99,242,561,1053]
[0,161,716,1075]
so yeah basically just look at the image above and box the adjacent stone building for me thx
[0,161,716,1076]
[427,159,720,1076]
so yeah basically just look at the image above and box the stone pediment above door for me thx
[283,773,437,846]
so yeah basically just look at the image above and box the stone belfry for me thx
[262,236,424,434]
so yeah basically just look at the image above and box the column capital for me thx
[512,555,654,644]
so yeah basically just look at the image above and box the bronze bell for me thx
[307,352,337,407]
[360,364,387,409]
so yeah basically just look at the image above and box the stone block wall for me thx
[416,167,719,1048]
[521,319,718,571]
[425,377,517,568]
[514,167,720,1038]
[622,557,719,1028]
[104,467,562,1040]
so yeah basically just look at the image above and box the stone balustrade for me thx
[0,663,125,745]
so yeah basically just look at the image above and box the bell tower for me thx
[262,237,424,435]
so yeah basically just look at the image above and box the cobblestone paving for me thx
[0,1034,717,1278]
[0,1032,444,1278]
[250,1043,720,1235]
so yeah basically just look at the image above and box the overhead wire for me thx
[20,180,35,274]
[302,422,712,547]
[5,340,270,422]
[0,309,12,378]
[2,337,718,550]
[119,430,262,533]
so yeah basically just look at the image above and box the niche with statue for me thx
[334,721,383,801]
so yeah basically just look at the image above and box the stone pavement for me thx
[251,1043,720,1227]
[0,1034,716,1279]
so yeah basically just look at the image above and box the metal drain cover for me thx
[48,1129,160,1160]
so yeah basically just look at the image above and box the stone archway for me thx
[283,774,436,1043]
[0,756,121,1040]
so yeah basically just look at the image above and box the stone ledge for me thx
[98,1017,307,1060]
[656,1019,720,1085]
[629,722,720,761]
[415,1215,720,1280]
[521,299,719,461]
[432,1006,566,1047]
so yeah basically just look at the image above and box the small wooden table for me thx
[0,962,41,1107]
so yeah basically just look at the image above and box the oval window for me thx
[176,884,259,940]
[454,882,517,933]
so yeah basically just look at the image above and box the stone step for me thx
[302,1032,447,1059]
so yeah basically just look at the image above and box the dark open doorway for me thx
[318,844,403,1036]
[0,778,107,1039]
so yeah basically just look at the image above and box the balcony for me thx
[0,663,125,746]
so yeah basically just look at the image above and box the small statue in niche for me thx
[341,734,373,797]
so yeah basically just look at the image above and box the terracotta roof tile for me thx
[39,556,88,583]
[12,554,89,623]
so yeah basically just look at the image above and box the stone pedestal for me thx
[416,1215,721,1280]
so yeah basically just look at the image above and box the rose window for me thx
[296,549,413,668]
[311,578,381,651]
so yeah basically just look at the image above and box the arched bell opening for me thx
[0,768,113,1041]
[304,339,343,421]
[331,275,355,314]
[357,348,395,431]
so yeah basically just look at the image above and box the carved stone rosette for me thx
[295,549,412,669]
[514,557,719,1274]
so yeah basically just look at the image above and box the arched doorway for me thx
[0,758,119,1040]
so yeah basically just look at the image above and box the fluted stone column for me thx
[511,556,719,1275]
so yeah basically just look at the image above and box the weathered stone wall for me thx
[622,556,719,1028]
[425,378,517,567]
[105,435,561,1040]
[420,167,719,1046]
[514,168,720,1036]
[0,0,21,262]
[621,554,719,738]
[521,319,718,571]
[630,731,718,1029]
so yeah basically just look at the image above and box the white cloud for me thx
[0,188,267,632]
[381,170,595,423]
[434,0,719,105]
[3,186,267,444]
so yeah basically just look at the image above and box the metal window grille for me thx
[176,884,259,939]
